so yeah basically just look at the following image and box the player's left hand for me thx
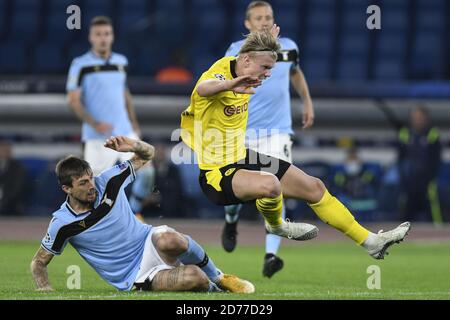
[302,100,315,129]
[270,24,280,38]
[104,136,137,153]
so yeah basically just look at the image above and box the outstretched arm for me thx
[30,247,54,291]
[197,75,262,97]
[104,136,155,171]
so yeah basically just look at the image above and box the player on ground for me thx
[222,1,315,278]
[180,27,410,264]
[30,136,254,293]
[66,16,153,221]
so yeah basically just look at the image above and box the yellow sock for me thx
[256,194,283,227]
[309,189,369,244]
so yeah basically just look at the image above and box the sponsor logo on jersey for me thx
[224,103,248,116]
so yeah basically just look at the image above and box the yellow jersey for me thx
[181,56,251,170]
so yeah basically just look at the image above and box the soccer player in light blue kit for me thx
[222,1,315,278]
[66,16,152,222]
[30,136,254,293]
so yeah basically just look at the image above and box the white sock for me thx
[225,204,241,223]
[225,214,239,224]
[362,232,378,249]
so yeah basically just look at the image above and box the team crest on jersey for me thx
[118,162,127,170]
[214,73,226,81]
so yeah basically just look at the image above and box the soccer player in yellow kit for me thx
[181,26,410,260]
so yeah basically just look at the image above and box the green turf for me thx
[1,241,450,300]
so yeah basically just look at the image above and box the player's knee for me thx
[309,177,327,203]
[182,265,209,291]
[156,231,188,256]
[260,175,282,198]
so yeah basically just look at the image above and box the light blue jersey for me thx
[66,51,133,141]
[225,37,299,138]
[41,161,151,291]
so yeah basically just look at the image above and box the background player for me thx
[66,16,153,221]
[222,1,315,278]
[30,136,254,293]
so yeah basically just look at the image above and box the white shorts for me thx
[246,133,293,163]
[84,132,139,176]
[133,225,177,286]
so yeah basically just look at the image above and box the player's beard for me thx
[75,190,97,209]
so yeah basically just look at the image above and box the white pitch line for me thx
[258,291,450,297]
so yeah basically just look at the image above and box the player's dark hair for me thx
[90,16,113,28]
[246,1,272,20]
[55,156,92,187]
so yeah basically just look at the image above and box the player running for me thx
[66,16,153,221]
[222,1,315,278]
[30,136,254,293]
[180,26,410,265]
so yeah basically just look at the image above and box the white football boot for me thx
[265,219,319,241]
[366,222,411,259]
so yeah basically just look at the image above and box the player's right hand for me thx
[230,75,262,94]
[94,122,113,134]
[104,136,138,153]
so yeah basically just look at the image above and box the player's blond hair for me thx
[238,30,280,60]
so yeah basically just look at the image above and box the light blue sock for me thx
[208,281,222,292]
[224,204,242,223]
[129,165,155,213]
[265,202,286,254]
[178,235,222,283]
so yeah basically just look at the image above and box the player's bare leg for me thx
[152,229,254,293]
[151,265,210,292]
[231,169,318,240]
[280,165,411,259]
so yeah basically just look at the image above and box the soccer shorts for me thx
[199,149,291,206]
[133,225,178,291]
[246,133,293,163]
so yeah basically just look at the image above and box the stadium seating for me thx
[33,42,66,74]
[0,41,28,73]
[0,0,448,80]
[0,0,7,40]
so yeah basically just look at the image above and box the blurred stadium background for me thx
[0,0,450,225]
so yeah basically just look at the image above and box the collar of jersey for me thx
[65,193,99,217]
[230,59,237,79]
[89,50,112,64]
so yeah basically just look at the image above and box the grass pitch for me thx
[1,241,449,300]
